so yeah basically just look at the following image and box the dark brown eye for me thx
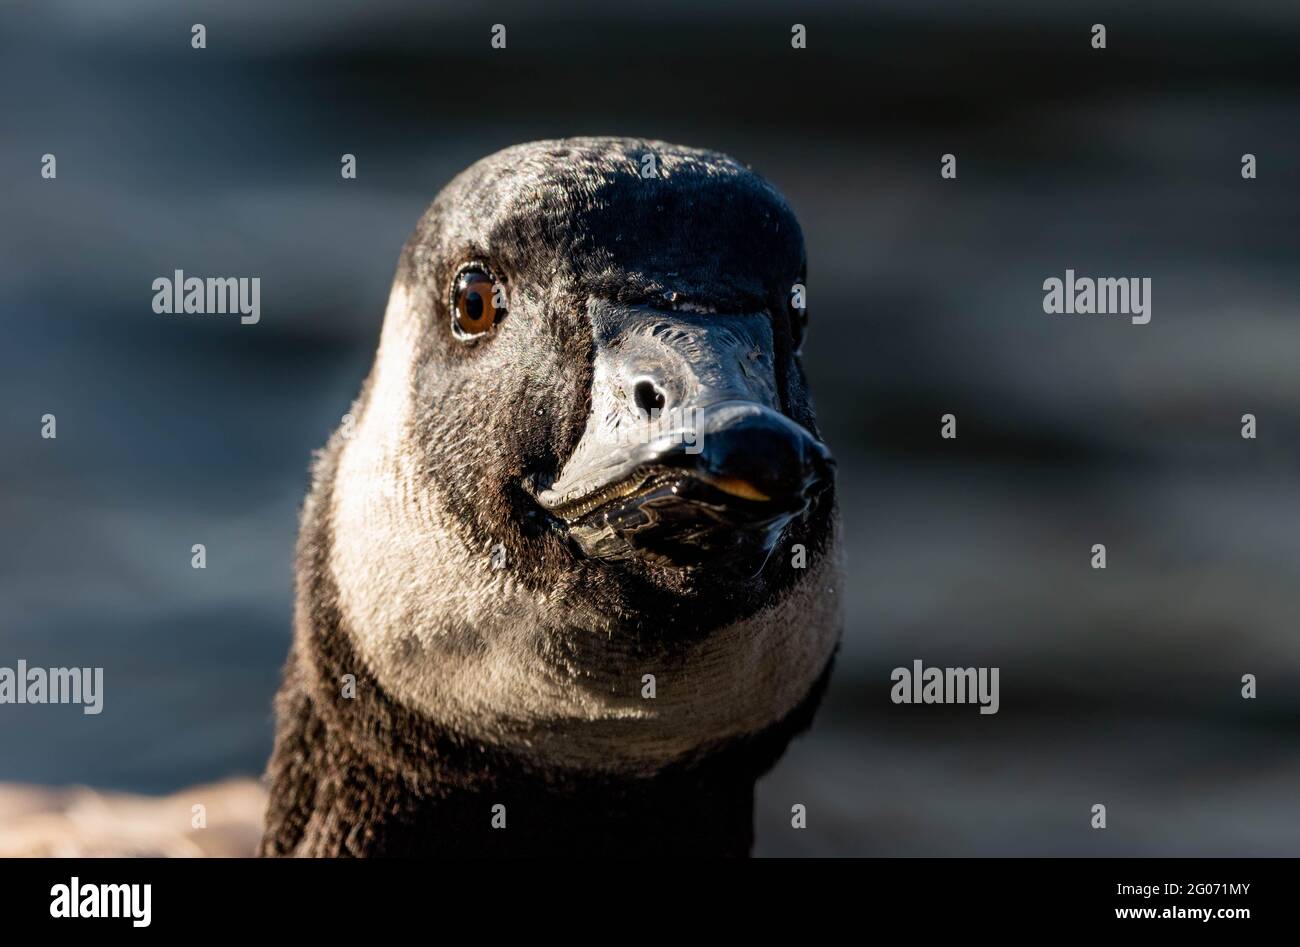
[452,268,505,339]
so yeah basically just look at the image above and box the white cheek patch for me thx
[330,284,629,739]
[326,282,841,774]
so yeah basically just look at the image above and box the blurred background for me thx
[1,0,1297,855]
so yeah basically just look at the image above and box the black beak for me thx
[577,402,834,571]
[681,401,834,512]
[533,302,834,573]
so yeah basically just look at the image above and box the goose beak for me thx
[532,301,834,573]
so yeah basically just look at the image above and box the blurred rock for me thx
[0,779,266,857]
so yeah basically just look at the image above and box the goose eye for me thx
[452,268,505,339]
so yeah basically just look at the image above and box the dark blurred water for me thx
[2,1,1298,855]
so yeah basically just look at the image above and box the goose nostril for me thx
[633,379,666,415]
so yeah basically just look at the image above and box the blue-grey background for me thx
[1,1,1297,855]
